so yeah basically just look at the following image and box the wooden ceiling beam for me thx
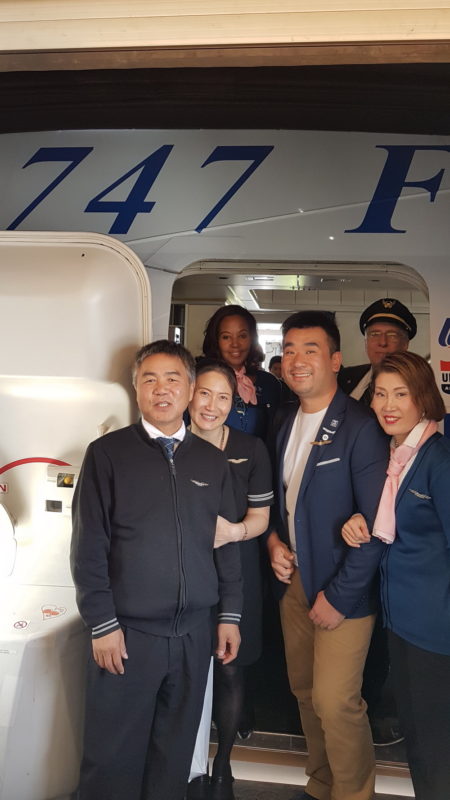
[2,40,450,73]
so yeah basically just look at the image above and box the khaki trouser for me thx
[280,568,376,800]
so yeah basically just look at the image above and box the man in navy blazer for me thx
[267,311,389,800]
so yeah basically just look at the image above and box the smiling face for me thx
[189,370,233,433]
[135,353,194,434]
[218,315,252,370]
[365,321,408,366]
[371,370,422,445]
[282,326,342,412]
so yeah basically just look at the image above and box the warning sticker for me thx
[42,605,67,620]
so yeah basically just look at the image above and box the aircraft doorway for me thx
[171,260,429,364]
[171,260,429,777]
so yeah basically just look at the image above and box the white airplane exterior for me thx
[0,128,449,798]
[1,129,450,385]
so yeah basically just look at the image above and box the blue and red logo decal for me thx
[438,318,450,348]
[441,361,450,395]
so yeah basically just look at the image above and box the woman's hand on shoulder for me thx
[341,513,370,548]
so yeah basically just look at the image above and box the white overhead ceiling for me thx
[172,260,429,311]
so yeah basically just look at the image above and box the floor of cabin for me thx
[209,731,414,798]
[229,780,409,800]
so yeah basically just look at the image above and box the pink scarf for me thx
[234,367,257,405]
[372,419,438,544]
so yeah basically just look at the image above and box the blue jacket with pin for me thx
[272,387,390,618]
[380,432,450,655]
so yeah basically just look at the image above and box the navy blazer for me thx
[381,432,450,655]
[273,387,389,618]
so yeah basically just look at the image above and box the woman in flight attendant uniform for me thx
[187,359,273,800]
[341,351,450,800]
[201,305,281,441]
[200,305,286,734]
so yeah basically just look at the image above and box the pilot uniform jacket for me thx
[272,387,389,618]
[338,363,370,395]
[71,423,243,639]
[380,432,450,655]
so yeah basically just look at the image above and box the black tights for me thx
[212,661,244,779]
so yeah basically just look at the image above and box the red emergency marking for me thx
[0,457,70,476]
[42,605,66,619]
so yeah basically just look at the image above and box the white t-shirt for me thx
[283,406,328,563]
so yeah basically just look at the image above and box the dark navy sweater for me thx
[71,424,242,638]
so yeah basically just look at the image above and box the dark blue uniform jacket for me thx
[272,387,389,618]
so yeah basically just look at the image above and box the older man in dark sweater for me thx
[71,340,242,800]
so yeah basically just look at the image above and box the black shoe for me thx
[186,773,210,800]
[210,775,235,800]
[237,728,253,741]
[371,719,404,747]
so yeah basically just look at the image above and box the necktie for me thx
[156,436,177,460]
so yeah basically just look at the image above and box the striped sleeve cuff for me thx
[218,612,241,625]
[91,617,120,639]
[247,490,274,505]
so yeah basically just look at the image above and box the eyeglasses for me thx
[366,330,403,342]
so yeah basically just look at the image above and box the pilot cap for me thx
[360,298,417,340]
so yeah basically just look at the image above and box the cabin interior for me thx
[171,261,429,365]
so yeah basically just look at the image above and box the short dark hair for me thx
[195,358,237,395]
[282,310,340,354]
[132,340,196,386]
[371,351,446,422]
[269,355,282,369]
[202,305,261,374]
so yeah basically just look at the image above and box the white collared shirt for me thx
[141,418,186,442]
[350,368,372,401]
[283,406,328,563]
